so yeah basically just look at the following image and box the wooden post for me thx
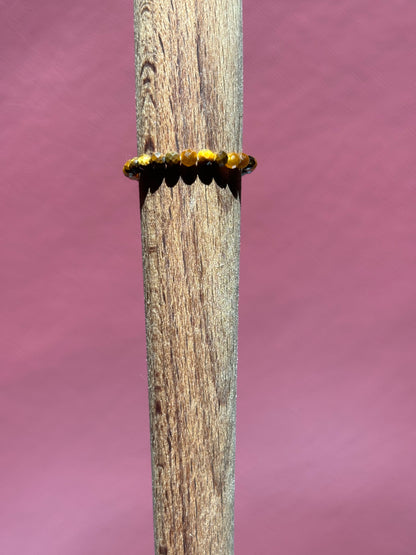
[134,1,242,552]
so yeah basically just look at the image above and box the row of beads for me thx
[123,149,257,179]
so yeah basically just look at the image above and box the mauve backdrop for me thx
[2,1,416,553]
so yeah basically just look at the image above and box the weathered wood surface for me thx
[134,1,242,552]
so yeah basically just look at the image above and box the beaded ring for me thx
[123,149,257,180]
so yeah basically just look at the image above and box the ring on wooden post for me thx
[123,150,257,179]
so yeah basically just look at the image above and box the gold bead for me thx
[123,159,132,177]
[197,149,216,164]
[180,149,197,167]
[130,157,141,171]
[215,151,228,166]
[123,158,141,179]
[137,154,152,168]
[237,153,250,170]
[151,152,165,165]
[225,152,240,169]
[165,152,180,166]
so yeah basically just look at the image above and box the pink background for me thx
[2,1,416,553]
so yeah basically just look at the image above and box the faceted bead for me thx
[165,152,180,166]
[242,155,257,174]
[130,158,141,174]
[123,159,133,177]
[197,149,216,164]
[225,152,240,169]
[123,158,140,179]
[237,153,250,170]
[151,152,165,165]
[137,154,152,169]
[180,149,197,167]
[215,151,228,167]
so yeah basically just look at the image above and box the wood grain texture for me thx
[134,1,242,553]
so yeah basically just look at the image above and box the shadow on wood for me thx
[139,168,241,209]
